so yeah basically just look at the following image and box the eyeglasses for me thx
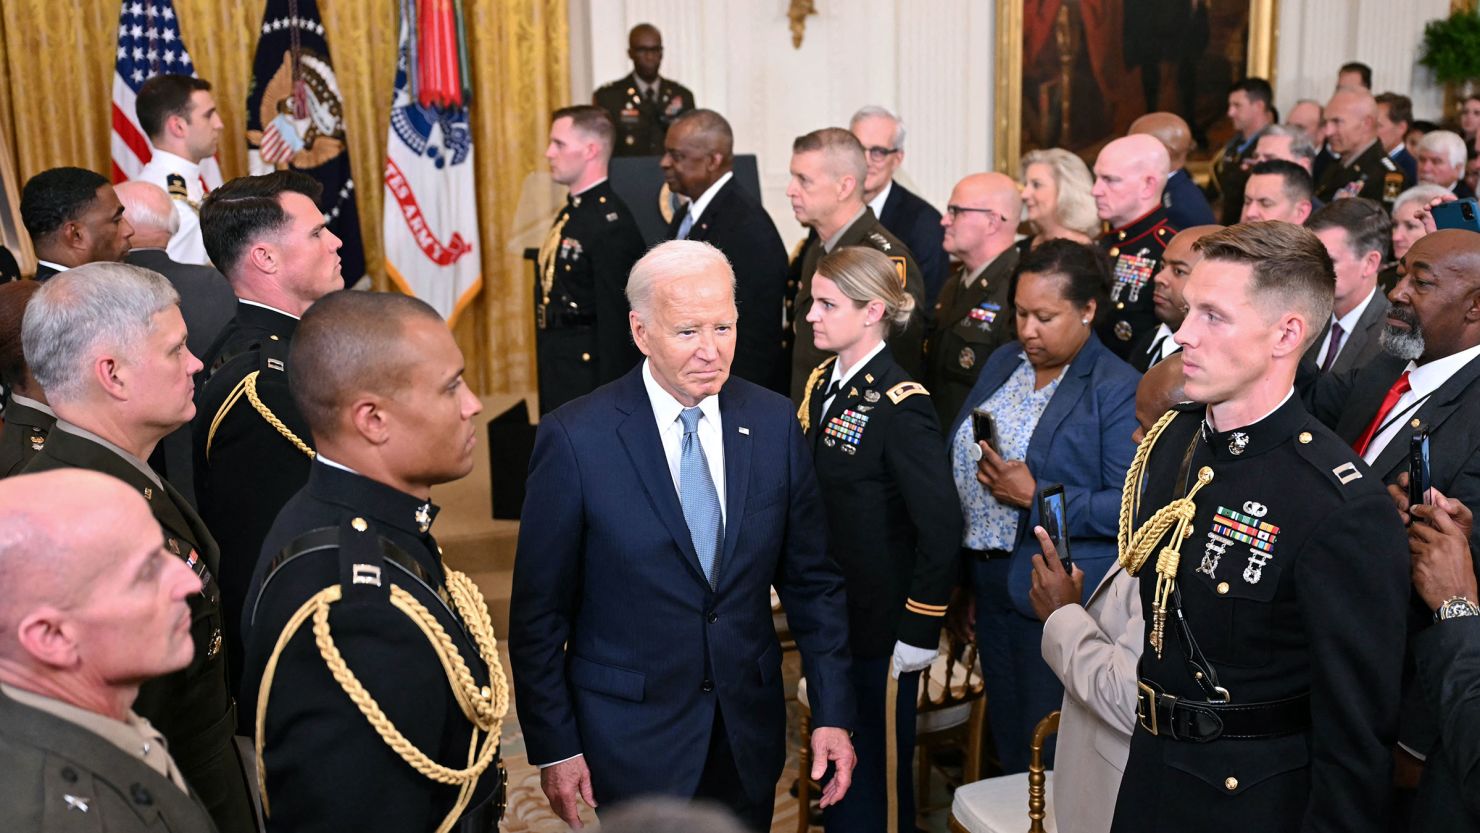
[945,204,1009,224]
[864,146,901,162]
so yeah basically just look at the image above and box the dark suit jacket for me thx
[32,262,60,282]
[1301,289,1391,375]
[125,248,236,360]
[1161,168,1216,230]
[22,426,253,833]
[1456,180,1478,201]
[1127,324,1181,373]
[509,367,854,806]
[0,396,55,477]
[877,182,947,309]
[949,335,1140,615]
[1391,146,1418,185]
[1412,616,1480,830]
[668,177,788,389]
[0,687,220,833]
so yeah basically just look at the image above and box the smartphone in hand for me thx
[1432,198,1480,233]
[1409,431,1431,510]
[972,409,1002,456]
[1037,484,1072,570]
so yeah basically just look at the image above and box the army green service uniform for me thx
[0,394,55,478]
[592,73,696,157]
[924,247,1019,428]
[1314,139,1410,211]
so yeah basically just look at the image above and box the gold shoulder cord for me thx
[537,212,570,313]
[254,568,509,833]
[795,360,832,433]
[206,371,316,461]
[1116,409,1214,658]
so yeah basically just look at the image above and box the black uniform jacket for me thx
[241,462,502,833]
[593,73,696,157]
[23,425,254,833]
[191,301,313,706]
[0,687,220,833]
[925,249,1019,428]
[1208,128,1266,225]
[1314,139,1410,210]
[801,350,961,658]
[877,182,947,310]
[0,395,55,477]
[1096,207,1177,359]
[666,176,788,389]
[790,209,925,403]
[1111,397,1408,833]
[1412,616,1480,831]
[536,180,646,413]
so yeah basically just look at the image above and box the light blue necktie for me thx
[676,207,694,240]
[678,407,722,588]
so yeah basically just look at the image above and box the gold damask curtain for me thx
[0,0,569,394]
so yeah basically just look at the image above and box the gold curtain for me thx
[0,0,569,395]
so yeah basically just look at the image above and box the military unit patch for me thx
[890,255,907,287]
[1111,253,1156,303]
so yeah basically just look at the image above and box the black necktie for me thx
[1320,322,1345,373]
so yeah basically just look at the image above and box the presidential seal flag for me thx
[382,0,481,323]
[111,0,222,187]
[246,0,367,284]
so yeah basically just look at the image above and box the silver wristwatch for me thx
[1436,596,1480,622]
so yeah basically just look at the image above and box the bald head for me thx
[1133,353,1187,444]
[943,172,1022,268]
[0,471,154,653]
[1129,112,1193,170]
[1324,89,1378,158]
[113,180,179,248]
[1092,135,1171,228]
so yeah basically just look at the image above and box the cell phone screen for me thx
[1409,431,1431,508]
[1037,484,1072,569]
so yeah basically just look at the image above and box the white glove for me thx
[891,640,938,679]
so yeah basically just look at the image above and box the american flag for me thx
[110,0,222,187]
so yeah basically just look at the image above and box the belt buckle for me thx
[1137,680,1158,736]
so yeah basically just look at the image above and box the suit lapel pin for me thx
[64,795,90,812]
[143,486,153,500]
[738,426,750,435]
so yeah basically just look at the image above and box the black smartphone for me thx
[1409,431,1431,509]
[971,408,1002,455]
[1432,198,1480,233]
[1037,484,1072,570]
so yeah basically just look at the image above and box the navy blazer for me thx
[878,181,948,309]
[509,366,854,806]
[1162,168,1216,230]
[1391,146,1418,186]
[949,334,1140,617]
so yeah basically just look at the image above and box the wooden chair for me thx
[794,633,986,831]
[948,711,1061,833]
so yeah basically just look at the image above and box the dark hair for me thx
[20,167,109,242]
[1306,197,1393,261]
[1411,119,1440,136]
[1229,78,1274,111]
[1248,159,1315,204]
[199,170,323,277]
[1013,238,1111,312]
[1340,62,1373,89]
[289,290,444,438]
[670,108,735,159]
[1193,222,1334,348]
[0,281,39,387]
[552,105,615,151]
[1375,92,1413,128]
[136,74,212,141]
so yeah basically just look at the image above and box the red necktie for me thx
[1353,371,1411,456]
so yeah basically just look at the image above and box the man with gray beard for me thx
[1310,227,1480,822]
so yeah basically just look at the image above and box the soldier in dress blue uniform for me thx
[241,291,506,833]
[592,24,696,157]
[538,105,647,413]
[1111,222,1409,833]
[1092,135,1179,359]
[799,247,960,833]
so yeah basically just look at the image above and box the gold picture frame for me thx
[993,0,1280,173]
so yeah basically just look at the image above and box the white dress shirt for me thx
[684,170,733,230]
[36,259,69,275]
[643,359,727,524]
[822,339,887,415]
[1314,286,1377,368]
[1145,323,1178,365]
[136,147,210,266]
[867,180,894,220]
[1364,343,1480,464]
[239,298,301,320]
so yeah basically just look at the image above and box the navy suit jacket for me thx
[949,334,1140,616]
[1162,168,1216,229]
[878,181,948,309]
[1391,146,1418,186]
[509,366,854,805]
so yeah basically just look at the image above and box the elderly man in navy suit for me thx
[851,106,948,308]
[510,240,857,831]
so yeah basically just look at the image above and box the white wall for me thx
[568,1,1451,243]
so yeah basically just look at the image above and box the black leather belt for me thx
[1136,680,1310,742]
[541,309,596,330]
[964,547,1012,560]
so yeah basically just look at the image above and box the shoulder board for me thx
[165,173,189,201]
[1291,423,1371,492]
[867,231,893,252]
[886,381,928,404]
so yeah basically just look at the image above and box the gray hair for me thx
[625,240,736,321]
[1419,129,1468,171]
[1020,148,1101,238]
[1263,124,1319,165]
[114,180,180,236]
[23,262,180,404]
[850,105,907,149]
[1392,183,1453,216]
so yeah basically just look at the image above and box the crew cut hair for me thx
[552,105,616,156]
[1306,198,1393,262]
[1194,222,1335,350]
[20,167,109,242]
[199,170,323,278]
[792,127,868,188]
[135,74,212,141]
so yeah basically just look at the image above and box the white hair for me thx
[1392,183,1454,217]
[1419,129,1468,171]
[23,262,179,404]
[114,180,180,236]
[850,105,907,149]
[625,240,735,321]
